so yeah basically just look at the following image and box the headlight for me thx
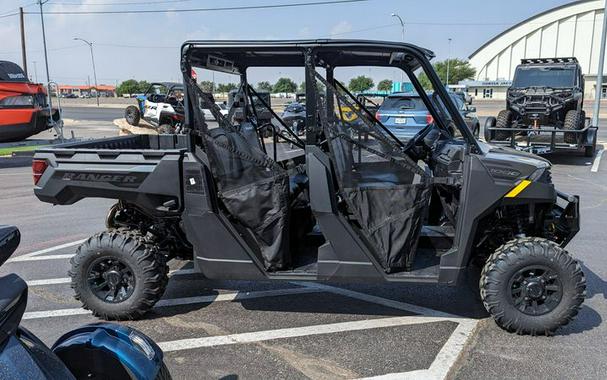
[0,95,34,107]
[528,167,552,183]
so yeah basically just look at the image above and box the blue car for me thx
[376,92,480,140]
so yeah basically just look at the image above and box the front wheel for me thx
[480,237,585,335]
[494,109,514,140]
[69,229,169,320]
[125,105,141,126]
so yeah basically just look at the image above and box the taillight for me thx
[426,113,434,124]
[375,112,381,121]
[32,159,48,185]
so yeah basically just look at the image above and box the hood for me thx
[478,141,550,181]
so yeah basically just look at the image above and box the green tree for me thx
[137,80,151,93]
[256,81,273,92]
[296,80,325,93]
[348,76,374,93]
[199,80,215,93]
[273,77,297,93]
[417,59,476,90]
[116,79,140,96]
[377,79,393,92]
[216,83,238,93]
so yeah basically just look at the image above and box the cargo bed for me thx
[33,134,191,216]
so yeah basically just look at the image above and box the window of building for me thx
[483,88,493,99]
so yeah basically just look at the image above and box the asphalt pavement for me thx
[0,103,606,379]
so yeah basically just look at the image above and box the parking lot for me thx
[0,102,605,379]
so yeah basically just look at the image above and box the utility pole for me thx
[38,0,53,117]
[592,0,607,128]
[33,61,38,82]
[391,13,405,89]
[19,7,27,77]
[446,38,452,87]
[74,37,100,106]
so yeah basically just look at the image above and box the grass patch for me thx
[0,145,49,156]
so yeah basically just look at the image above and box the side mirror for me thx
[0,226,20,267]
[467,106,477,113]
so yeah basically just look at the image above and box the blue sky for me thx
[0,0,574,86]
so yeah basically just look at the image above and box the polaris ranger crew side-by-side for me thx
[33,40,585,335]
[485,57,597,156]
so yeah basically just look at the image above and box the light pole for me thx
[391,13,405,89]
[38,0,53,120]
[591,0,607,128]
[74,37,100,106]
[446,38,452,87]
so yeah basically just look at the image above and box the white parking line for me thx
[7,239,85,263]
[22,286,321,320]
[159,315,450,353]
[295,282,479,380]
[591,148,604,173]
[12,254,76,262]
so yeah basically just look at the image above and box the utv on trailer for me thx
[124,82,185,134]
[485,57,597,156]
[33,40,585,335]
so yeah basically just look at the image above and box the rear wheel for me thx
[480,237,585,335]
[125,105,141,126]
[563,109,584,144]
[69,229,169,320]
[494,109,514,140]
[158,124,175,134]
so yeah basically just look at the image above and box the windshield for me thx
[512,66,576,88]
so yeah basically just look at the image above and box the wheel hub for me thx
[104,270,122,287]
[525,280,544,299]
[88,257,135,303]
[509,266,563,315]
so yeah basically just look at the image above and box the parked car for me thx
[0,225,170,380]
[124,82,185,134]
[0,61,59,142]
[376,92,479,140]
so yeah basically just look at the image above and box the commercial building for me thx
[465,0,606,100]
[58,84,116,97]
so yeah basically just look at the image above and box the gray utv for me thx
[32,40,585,335]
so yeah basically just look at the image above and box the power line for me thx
[49,0,197,5]
[24,0,369,15]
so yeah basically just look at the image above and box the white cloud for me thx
[329,21,352,37]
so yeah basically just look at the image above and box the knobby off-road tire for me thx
[158,124,176,134]
[494,109,514,141]
[480,237,585,335]
[563,109,585,144]
[125,105,141,126]
[69,229,169,320]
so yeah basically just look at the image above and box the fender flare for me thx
[51,322,164,380]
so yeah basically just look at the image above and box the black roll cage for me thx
[180,39,480,154]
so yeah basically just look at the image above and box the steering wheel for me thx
[403,122,436,152]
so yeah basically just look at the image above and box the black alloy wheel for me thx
[87,257,136,303]
[508,265,562,316]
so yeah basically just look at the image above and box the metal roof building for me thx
[467,0,607,100]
